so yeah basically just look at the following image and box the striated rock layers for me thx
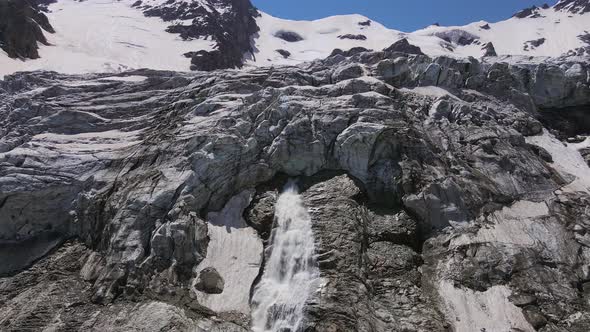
[1,47,590,331]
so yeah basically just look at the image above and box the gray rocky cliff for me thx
[1,48,590,331]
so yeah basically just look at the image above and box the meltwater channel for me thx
[250,183,320,332]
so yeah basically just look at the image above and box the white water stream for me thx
[250,184,320,332]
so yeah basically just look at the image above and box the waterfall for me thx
[250,183,320,332]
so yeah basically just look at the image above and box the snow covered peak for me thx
[412,2,590,58]
[1,0,590,77]
[248,12,401,66]
[0,0,258,76]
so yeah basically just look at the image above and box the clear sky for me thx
[251,0,557,32]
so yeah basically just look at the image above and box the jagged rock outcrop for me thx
[481,42,497,57]
[513,5,546,18]
[434,29,479,46]
[1,48,590,331]
[554,0,590,14]
[137,0,259,71]
[383,38,424,55]
[300,175,446,331]
[0,0,54,59]
[338,34,368,41]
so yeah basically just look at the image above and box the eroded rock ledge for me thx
[1,49,590,331]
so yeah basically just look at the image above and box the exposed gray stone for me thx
[332,63,365,82]
[0,50,589,331]
[195,267,224,294]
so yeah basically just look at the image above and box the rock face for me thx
[554,0,590,14]
[513,5,545,18]
[301,175,446,331]
[0,48,590,331]
[339,34,368,41]
[383,38,424,55]
[482,42,498,57]
[0,0,54,59]
[524,38,546,51]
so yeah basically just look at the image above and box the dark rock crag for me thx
[383,38,424,55]
[482,42,498,57]
[338,34,368,41]
[513,5,545,18]
[139,0,260,71]
[554,0,590,14]
[0,0,54,59]
[524,38,547,51]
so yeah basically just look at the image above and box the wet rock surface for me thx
[301,175,446,331]
[0,49,589,331]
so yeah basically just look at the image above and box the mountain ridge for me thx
[1,0,589,75]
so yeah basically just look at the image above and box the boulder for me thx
[195,267,225,294]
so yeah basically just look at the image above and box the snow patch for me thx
[439,281,534,332]
[98,75,148,82]
[526,130,590,193]
[401,86,461,100]
[192,191,263,314]
[29,130,143,153]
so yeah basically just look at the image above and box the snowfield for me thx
[247,12,402,66]
[0,0,215,77]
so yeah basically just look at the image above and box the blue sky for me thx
[251,0,556,32]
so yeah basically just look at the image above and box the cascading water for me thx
[250,183,320,332]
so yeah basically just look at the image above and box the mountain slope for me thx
[0,0,215,75]
[247,12,401,66]
[0,0,258,76]
[1,0,590,75]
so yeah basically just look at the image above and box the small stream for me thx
[250,183,320,332]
